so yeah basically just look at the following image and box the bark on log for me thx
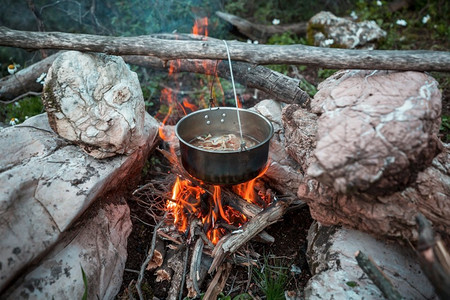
[215,11,307,42]
[1,26,449,71]
[1,51,308,106]
[204,262,232,300]
[125,55,309,106]
[209,198,292,272]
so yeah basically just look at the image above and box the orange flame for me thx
[167,163,270,244]
[232,163,270,204]
[192,17,208,36]
[182,98,197,112]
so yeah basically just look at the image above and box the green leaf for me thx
[81,265,88,300]
[346,281,358,288]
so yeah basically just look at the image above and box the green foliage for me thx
[346,281,358,288]
[352,0,449,50]
[318,69,337,79]
[1,96,43,125]
[253,255,289,300]
[268,32,306,46]
[299,79,318,97]
[224,0,354,24]
[440,114,450,142]
[80,265,88,300]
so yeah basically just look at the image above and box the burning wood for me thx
[132,140,300,298]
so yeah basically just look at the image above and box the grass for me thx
[1,96,44,125]
[253,255,290,300]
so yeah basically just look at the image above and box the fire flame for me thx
[192,17,208,36]
[160,17,271,245]
[166,164,269,244]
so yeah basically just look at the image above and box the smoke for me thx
[0,0,227,36]
[0,0,230,72]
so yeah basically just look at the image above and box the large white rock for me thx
[0,112,159,295]
[42,51,147,159]
[308,11,386,49]
[304,222,437,299]
[4,200,131,299]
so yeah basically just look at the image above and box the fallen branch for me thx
[1,26,449,71]
[355,250,403,300]
[124,55,309,106]
[1,50,308,106]
[204,262,232,300]
[136,212,168,300]
[216,11,307,42]
[415,213,450,299]
[209,198,293,273]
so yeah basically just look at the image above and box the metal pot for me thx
[175,107,274,185]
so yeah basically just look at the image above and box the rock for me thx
[308,70,442,196]
[308,11,386,49]
[3,198,131,299]
[298,142,450,241]
[0,112,159,295]
[282,104,318,174]
[252,100,304,196]
[42,51,147,159]
[304,222,437,300]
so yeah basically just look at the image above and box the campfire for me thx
[126,17,305,300]
[134,139,291,299]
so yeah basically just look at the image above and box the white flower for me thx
[247,39,252,44]
[25,116,29,120]
[422,14,430,24]
[396,19,407,26]
[9,117,19,126]
[253,40,259,44]
[323,39,334,46]
[350,11,358,20]
[376,0,383,6]
[36,72,47,84]
[272,18,280,25]
[7,64,17,75]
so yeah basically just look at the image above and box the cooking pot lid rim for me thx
[174,107,274,153]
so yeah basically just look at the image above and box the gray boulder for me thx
[308,11,386,49]
[0,112,159,297]
[42,51,147,159]
[304,222,437,299]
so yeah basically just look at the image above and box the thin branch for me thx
[355,250,403,300]
[0,91,42,104]
[136,212,168,300]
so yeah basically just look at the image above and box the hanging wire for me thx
[223,40,246,151]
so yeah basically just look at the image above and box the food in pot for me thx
[190,133,258,151]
